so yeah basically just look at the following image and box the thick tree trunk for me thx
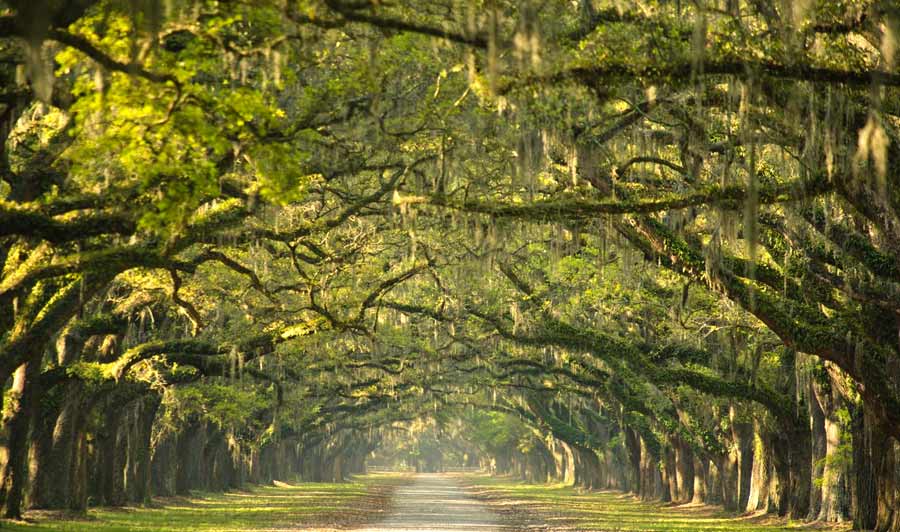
[692,457,709,504]
[300,446,319,482]
[731,414,755,511]
[129,395,160,505]
[624,428,641,494]
[673,436,694,503]
[347,444,368,477]
[560,440,576,485]
[66,390,98,513]
[27,385,60,509]
[548,439,566,482]
[151,430,178,497]
[746,426,773,513]
[33,323,93,509]
[96,404,126,506]
[808,378,827,519]
[716,453,738,511]
[706,456,723,505]
[69,428,89,512]
[260,442,280,484]
[523,449,538,481]
[204,430,226,491]
[661,445,676,502]
[0,354,42,519]
[868,411,899,532]
[573,444,602,490]
[39,379,83,509]
[850,401,900,532]
[853,401,878,530]
[813,376,849,522]
[639,436,663,500]
[176,421,208,494]
[123,407,139,504]
[772,423,812,518]
[210,431,240,492]
[604,441,627,489]
[330,452,344,482]
[543,445,558,483]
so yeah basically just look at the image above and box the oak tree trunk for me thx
[0,353,42,519]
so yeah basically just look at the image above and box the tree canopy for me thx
[1,0,900,530]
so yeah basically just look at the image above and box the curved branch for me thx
[0,205,137,242]
[47,28,180,88]
[510,61,900,94]
[398,174,832,219]
[318,1,487,48]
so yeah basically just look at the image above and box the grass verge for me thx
[0,473,408,532]
[464,474,852,532]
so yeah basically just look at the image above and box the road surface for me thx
[353,474,509,532]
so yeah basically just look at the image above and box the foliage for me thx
[1,0,899,523]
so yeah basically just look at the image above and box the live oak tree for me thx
[1,1,899,531]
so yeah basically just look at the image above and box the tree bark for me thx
[69,428,89,512]
[692,457,709,504]
[716,453,738,511]
[661,444,676,502]
[176,421,208,494]
[773,423,812,518]
[808,378,827,519]
[151,429,178,497]
[129,395,160,505]
[813,375,849,522]
[673,435,694,503]
[639,436,663,500]
[746,425,773,513]
[34,321,97,509]
[625,428,641,494]
[95,404,126,506]
[0,353,42,519]
[27,383,60,509]
[38,379,83,509]
[869,412,899,532]
[573,444,602,490]
[853,401,878,530]
[731,413,755,511]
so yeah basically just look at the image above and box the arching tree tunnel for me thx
[2,0,900,530]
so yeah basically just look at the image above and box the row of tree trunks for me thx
[0,372,318,518]
[506,395,900,532]
[670,435,695,503]
[516,443,554,483]
[507,400,827,524]
[604,438,629,491]
[572,443,603,490]
[1,354,897,530]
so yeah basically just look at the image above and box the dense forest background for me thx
[1,0,899,530]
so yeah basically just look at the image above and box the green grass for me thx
[466,475,849,532]
[1,473,404,532]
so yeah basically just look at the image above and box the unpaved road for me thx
[353,474,509,532]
